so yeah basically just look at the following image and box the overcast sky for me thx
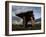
[12,6,41,20]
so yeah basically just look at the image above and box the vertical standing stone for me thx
[31,17,35,29]
[23,16,28,28]
[23,16,26,28]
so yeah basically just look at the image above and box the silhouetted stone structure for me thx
[16,11,35,28]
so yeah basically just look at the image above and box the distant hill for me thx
[35,18,41,22]
[12,16,23,25]
[35,18,41,24]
